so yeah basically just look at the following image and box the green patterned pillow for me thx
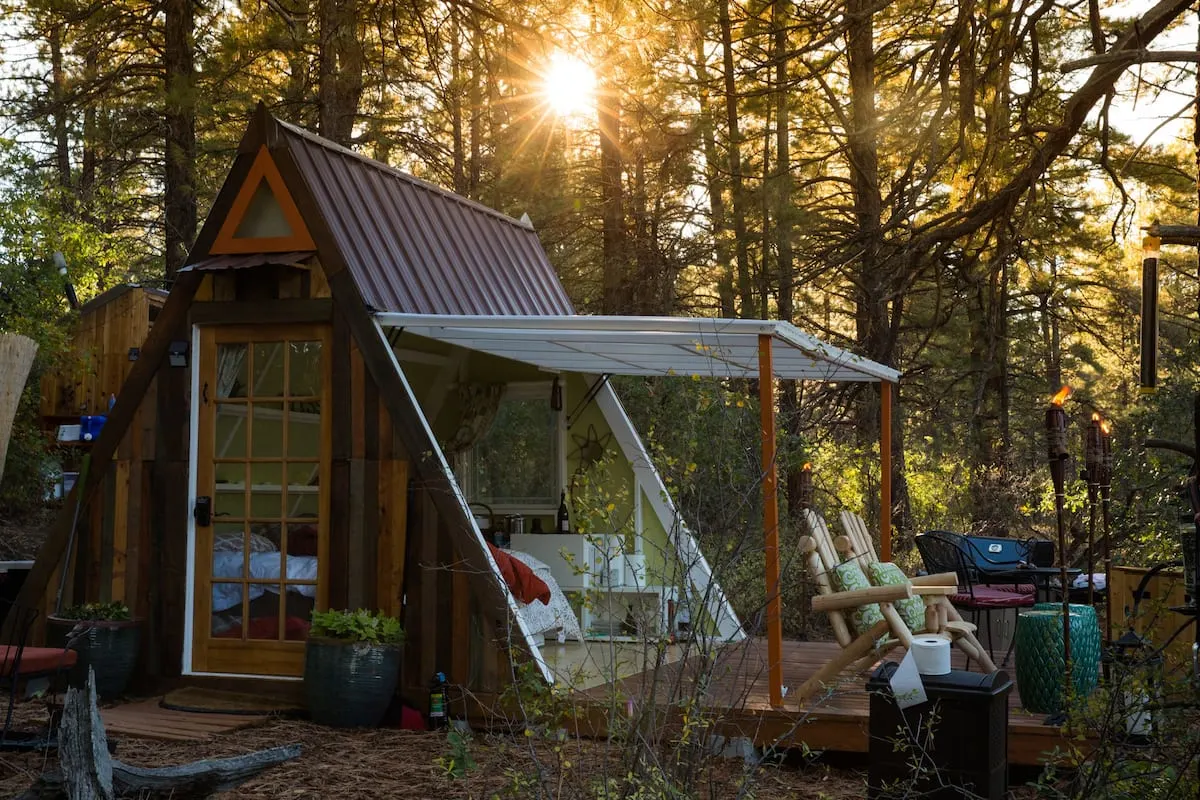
[830,562,885,636]
[867,561,927,632]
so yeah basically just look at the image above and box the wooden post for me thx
[759,334,783,708]
[880,380,893,562]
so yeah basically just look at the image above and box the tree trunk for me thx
[717,0,754,317]
[49,24,72,194]
[598,74,626,314]
[450,8,466,194]
[164,0,197,281]
[692,30,736,318]
[317,0,364,146]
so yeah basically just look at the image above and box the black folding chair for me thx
[0,599,78,750]
[915,531,1035,667]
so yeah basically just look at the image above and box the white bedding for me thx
[506,549,583,642]
[211,552,319,612]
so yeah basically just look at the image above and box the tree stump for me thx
[16,669,301,800]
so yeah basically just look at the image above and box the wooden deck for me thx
[588,638,1072,766]
[101,698,269,741]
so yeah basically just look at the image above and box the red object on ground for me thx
[0,645,77,676]
[399,704,427,730]
[487,543,551,605]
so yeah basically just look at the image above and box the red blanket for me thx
[488,543,551,605]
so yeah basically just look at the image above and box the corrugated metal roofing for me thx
[276,119,575,316]
[181,252,313,272]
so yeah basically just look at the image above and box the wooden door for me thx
[192,324,331,676]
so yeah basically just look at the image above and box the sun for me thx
[542,51,596,119]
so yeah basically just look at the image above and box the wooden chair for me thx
[794,510,995,707]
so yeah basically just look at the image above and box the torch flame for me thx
[1100,419,1111,435]
[1051,386,1071,406]
[802,462,812,472]
[1092,412,1101,422]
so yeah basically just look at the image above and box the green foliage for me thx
[57,601,132,621]
[309,609,404,645]
[435,729,477,780]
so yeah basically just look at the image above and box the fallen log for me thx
[15,670,301,800]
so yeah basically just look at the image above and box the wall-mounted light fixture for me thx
[550,376,563,411]
[54,251,79,310]
[168,340,189,368]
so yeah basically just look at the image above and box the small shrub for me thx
[57,601,131,621]
[309,608,404,645]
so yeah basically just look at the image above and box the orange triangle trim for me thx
[210,145,317,255]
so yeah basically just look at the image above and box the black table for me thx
[983,566,1083,604]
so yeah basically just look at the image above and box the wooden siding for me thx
[36,258,514,702]
[40,287,164,420]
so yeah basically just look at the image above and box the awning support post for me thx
[880,380,893,561]
[759,334,784,708]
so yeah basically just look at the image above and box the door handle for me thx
[194,496,212,527]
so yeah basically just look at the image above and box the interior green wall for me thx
[394,337,677,589]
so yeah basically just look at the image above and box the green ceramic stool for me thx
[1032,602,1101,699]
[1014,609,1100,714]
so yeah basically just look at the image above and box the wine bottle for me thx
[557,490,570,533]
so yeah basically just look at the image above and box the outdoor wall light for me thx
[550,376,563,411]
[168,340,189,368]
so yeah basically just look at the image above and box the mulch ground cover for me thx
[0,699,878,799]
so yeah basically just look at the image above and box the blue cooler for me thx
[79,415,107,441]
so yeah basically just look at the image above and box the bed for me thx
[210,529,318,639]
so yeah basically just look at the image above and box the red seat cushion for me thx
[952,585,1035,608]
[984,582,1037,595]
[0,645,78,677]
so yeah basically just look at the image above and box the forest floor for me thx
[0,507,53,561]
[0,699,1051,798]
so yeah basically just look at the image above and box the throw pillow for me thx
[830,561,885,636]
[867,561,927,632]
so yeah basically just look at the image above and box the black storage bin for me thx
[867,662,1012,800]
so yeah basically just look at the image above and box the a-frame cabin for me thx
[19,105,757,706]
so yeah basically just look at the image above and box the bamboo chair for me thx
[836,509,996,672]
[794,510,994,708]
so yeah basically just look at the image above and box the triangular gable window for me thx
[210,145,316,254]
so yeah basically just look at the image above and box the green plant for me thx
[435,728,477,779]
[56,601,132,621]
[309,608,404,645]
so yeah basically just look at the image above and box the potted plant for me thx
[46,601,140,699]
[304,608,404,728]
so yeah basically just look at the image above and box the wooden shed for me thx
[20,106,896,711]
[14,107,737,707]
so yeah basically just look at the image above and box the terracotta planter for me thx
[304,637,401,728]
[45,616,141,699]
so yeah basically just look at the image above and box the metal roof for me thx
[277,120,575,316]
[378,314,900,382]
[181,252,313,272]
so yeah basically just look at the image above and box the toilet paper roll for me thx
[910,635,952,676]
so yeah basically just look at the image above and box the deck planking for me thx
[588,638,1073,766]
[101,698,269,741]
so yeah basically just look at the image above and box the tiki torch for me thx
[797,462,814,510]
[1046,385,1073,695]
[1139,235,1161,392]
[1099,417,1113,648]
[1083,413,1103,607]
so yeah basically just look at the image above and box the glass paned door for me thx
[193,325,330,676]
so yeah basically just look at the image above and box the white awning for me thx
[375,313,899,383]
